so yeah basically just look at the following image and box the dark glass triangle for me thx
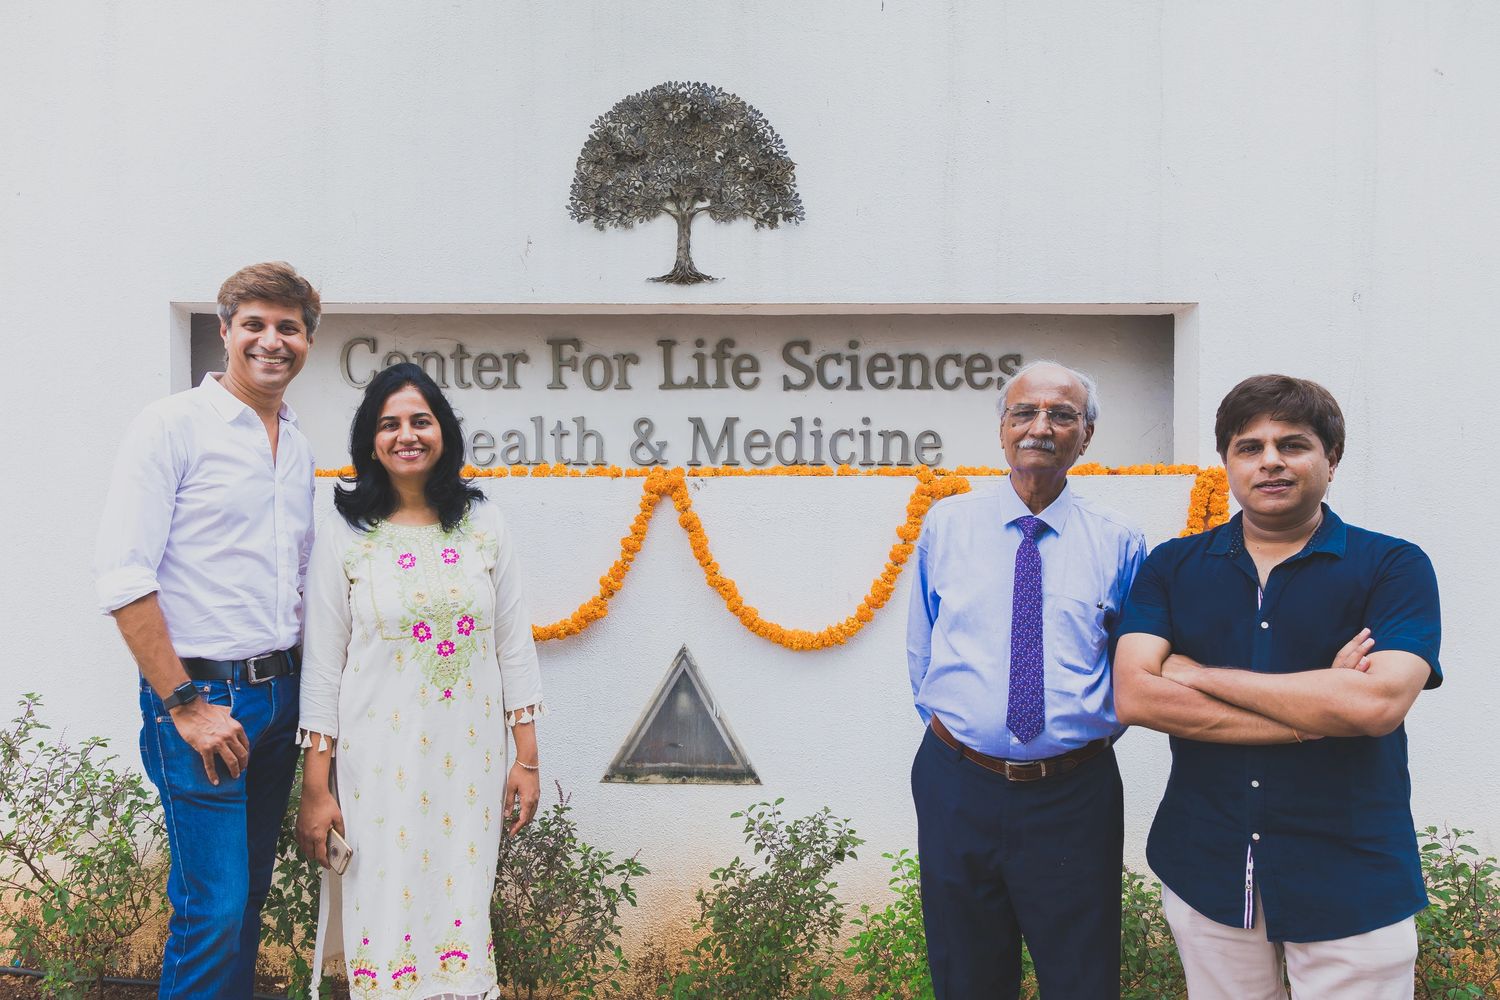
[626,671,738,767]
[604,647,759,784]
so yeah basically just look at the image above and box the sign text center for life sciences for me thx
[340,335,1023,469]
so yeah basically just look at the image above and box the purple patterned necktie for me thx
[1007,515,1047,744]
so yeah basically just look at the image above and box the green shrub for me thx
[844,850,931,1000]
[0,695,169,999]
[1416,826,1500,999]
[493,783,649,1000]
[1118,868,1186,999]
[665,799,862,1000]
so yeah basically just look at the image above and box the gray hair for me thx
[997,359,1100,425]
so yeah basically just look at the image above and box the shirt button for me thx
[1260,621,1270,629]
[1251,780,1260,788]
[1252,832,1261,841]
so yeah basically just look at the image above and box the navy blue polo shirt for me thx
[1119,505,1441,943]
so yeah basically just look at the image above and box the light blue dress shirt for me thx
[907,478,1147,759]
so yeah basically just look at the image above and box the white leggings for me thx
[1161,884,1417,1000]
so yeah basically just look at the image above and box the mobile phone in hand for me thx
[327,828,353,875]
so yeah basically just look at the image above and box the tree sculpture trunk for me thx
[652,211,714,284]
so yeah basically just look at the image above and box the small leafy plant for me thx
[1415,826,1500,999]
[665,799,862,1000]
[844,850,932,1000]
[493,783,649,1000]
[1119,868,1186,999]
[0,695,169,999]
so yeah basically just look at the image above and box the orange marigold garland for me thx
[529,471,670,641]
[1180,466,1231,536]
[311,463,1227,648]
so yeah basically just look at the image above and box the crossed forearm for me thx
[1166,656,1404,738]
[1121,670,1301,744]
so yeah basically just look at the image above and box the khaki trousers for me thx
[1161,883,1418,1000]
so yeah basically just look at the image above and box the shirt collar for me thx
[1210,503,1346,559]
[199,372,299,426]
[999,476,1075,535]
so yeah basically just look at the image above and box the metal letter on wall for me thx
[604,646,759,784]
[568,80,805,285]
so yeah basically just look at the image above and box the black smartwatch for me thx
[162,680,201,712]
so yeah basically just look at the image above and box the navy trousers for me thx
[912,725,1123,1000]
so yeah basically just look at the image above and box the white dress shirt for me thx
[95,373,317,660]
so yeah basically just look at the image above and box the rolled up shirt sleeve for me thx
[297,515,351,745]
[95,409,182,614]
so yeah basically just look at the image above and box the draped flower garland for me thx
[314,463,1231,649]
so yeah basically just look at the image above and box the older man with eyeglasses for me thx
[907,359,1147,999]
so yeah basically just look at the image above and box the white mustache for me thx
[1018,438,1056,453]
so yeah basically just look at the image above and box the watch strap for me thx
[162,680,200,711]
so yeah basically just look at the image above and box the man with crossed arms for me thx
[908,360,1146,999]
[1116,374,1441,999]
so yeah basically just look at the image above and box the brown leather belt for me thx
[930,714,1108,782]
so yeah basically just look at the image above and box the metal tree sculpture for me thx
[568,81,805,284]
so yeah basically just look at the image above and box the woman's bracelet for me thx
[516,759,540,772]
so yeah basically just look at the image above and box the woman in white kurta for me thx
[296,364,542,1000]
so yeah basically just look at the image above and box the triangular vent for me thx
[603,646,759,784]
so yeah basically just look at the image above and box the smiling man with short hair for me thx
[96,261,322,998]
[1115,374,1441,999]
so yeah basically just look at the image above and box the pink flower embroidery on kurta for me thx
[455,615,475,636]
[412,621,432,642]
[397,552,416,569]
[441,547,460,564]
[436,640,455,657]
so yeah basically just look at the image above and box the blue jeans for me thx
[139,671,300,1000]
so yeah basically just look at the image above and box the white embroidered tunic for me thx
[298,500,542,1000]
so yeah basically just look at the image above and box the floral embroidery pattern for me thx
[361,518,487,695]
[350,933,379,996]
[388,932,420,990]
[434,918,470,978]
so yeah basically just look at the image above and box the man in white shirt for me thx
[96,261,321,998]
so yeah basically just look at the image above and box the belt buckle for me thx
[1004,759,1048,782]
[245,652,277,685]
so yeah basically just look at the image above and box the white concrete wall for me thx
[4,0,1498,949]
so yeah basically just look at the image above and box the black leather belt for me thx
[183,647,300,685]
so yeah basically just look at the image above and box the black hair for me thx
[1215,374,1345,464]
[334,363,483,532]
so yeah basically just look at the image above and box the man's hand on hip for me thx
[169,699,250,784]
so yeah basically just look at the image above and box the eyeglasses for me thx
[1003,405,1084,429]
